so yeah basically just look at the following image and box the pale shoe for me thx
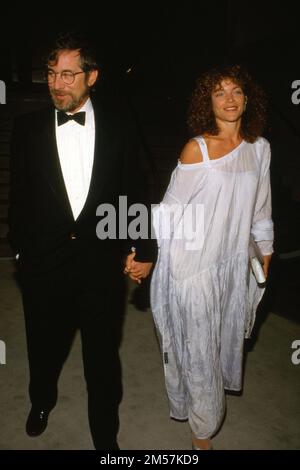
[192,441,213,450]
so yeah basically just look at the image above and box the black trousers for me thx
[20,260,125,450]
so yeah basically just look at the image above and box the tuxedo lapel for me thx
[76,101,110,220]
[37,102,112,223]
[39,109,74,219]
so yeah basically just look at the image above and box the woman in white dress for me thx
[150,65,274,450]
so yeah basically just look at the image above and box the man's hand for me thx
[124,251,153,284]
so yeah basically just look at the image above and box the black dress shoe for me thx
[26,407,50,437]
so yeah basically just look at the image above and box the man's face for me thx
[47,49,98,113]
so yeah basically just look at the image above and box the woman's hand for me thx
[262,254,272,278]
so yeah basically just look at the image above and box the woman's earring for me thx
[244,97,248,111]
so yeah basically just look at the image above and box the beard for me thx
[50,87,89,112]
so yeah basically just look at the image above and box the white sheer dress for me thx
[150,136,274,438]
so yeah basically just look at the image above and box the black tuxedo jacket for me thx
[8,95,157,281]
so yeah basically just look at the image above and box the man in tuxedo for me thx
[9,32,156,450]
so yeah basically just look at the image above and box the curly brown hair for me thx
[187,64,267,143]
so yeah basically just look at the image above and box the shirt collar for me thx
[77,98,94,129]
[76,97,93,114]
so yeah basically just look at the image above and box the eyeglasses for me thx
[46,70,85,85]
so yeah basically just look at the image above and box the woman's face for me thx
[211,79,246,124]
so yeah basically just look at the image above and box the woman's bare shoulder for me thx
[179,139,203,164]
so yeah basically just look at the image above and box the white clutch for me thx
[249,236,266,285]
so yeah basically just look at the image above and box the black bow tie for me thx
[57,111,86,126]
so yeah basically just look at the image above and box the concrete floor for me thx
[0,259,299,450]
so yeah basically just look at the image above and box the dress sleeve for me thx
[152,164,208,247]
[251,140,274,255]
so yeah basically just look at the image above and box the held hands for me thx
[124,250,153,284]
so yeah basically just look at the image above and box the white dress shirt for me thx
[55,98,95,220]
